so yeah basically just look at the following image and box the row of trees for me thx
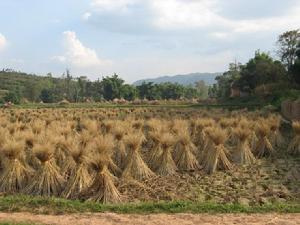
[1,71,208,104]
[209,29,300,99]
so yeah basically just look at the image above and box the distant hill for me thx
[133,73,221,86]
[0,70,61,102]
[0,70,53,91]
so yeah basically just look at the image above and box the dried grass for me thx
[174,130,199,171]
[233,127,255,164]
[288,121,300,154]
[203,127,232,174]
[268,117,284,148]
[84,157,121,203]
[0,138,32,193]
[93,134,121,176]
[123,133,154,180]
[112,126,127,169]
[254,123,274,158]
[24,142,65,196]
[156,133,177,176]
[62,142,92,199]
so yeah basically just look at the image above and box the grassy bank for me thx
[0,195,299,215]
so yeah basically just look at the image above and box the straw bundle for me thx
[156,133,177,176]
[122,133,154,180]
[288,121,300,154]
[232,127,255,164]
[203,127,232,174]
[0,138,32,193]
[174,130,199,171]
[83,136,121,203]
[268,117,284,148]
[254,123,274,158]
[62,141,92,199]
[25,142,65,196]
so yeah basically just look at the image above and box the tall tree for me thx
[136,82,156,100]
[40,89,55,103]
[121,84,137,101]
[195,80,208,99]
[277,29,300,72]
[291,42,300,84]
[239,51,286,90]
[77,76,87,101]
[215,62,242,98]
[101,73,124,100]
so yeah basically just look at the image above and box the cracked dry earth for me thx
[0,213,300,225]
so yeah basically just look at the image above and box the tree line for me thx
[0,70,208,104]
[209,29,300,102]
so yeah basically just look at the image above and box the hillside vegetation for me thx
[0,70,60,103]
[209,30,300,107]
[0,71,207,104]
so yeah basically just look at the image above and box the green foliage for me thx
[136,82,159,100]
[291,42,300,84]
[0,70,205,103]
[159,82,184,100]
[195,80,208,99]
[121,84,137,101]
[238,51,286,90]
[136,82,202,100]
[39,89,55,103]
[215,62,242,98]
[213,51,288,99]
[101,74,124,100]
[4,90,20,104]
[211,30,300,103]
[277,29,300,70]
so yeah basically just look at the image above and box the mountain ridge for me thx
[133,72,221,86]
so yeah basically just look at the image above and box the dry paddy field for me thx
[0,107,299,224]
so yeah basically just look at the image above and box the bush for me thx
[4,91,20,104]
[40,89,55,103]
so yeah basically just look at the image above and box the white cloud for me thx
[89,0,300,35]
[0,33,7,51]
[53,31,112,68]
[82,12,91,21]
[91,0,139,12]
[151,0,222,29]
[209,32,231,40]
[150,0,300,34]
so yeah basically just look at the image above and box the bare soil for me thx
[0,212,299,225]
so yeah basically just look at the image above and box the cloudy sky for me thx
[0,0,299,83]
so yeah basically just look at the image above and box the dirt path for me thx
[0,213,299,225]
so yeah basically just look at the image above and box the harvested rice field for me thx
[0,107,299,208]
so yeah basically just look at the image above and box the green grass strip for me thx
[0,195,299,214]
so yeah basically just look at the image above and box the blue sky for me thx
[0,0,299,83]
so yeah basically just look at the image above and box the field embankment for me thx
[0,212,300,225]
